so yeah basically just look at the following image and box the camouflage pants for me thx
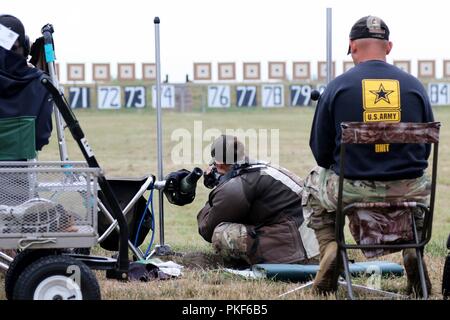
[303,166,430,233]
[211,222,251,264]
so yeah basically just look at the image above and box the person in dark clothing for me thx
[303,15,434,296]
[0,14,53,152]
[0,15,53,259]
[197,135,319,266]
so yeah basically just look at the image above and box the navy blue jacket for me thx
[0,47,53,151]
[310,60,434,180]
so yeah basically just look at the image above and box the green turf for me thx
[37,105,450,251]
[0,105,445,300]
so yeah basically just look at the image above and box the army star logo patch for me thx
[362,79,400,110]
[362,79,401,123]
[362,79,401,153]
[369,83,394,104]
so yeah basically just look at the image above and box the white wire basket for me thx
[0,161,100,250]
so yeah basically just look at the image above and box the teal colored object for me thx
[44,43,55,62]
[252,261,404,282]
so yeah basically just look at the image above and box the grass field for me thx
[1,106,449,299]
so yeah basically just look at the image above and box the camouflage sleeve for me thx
[197,178,250,242]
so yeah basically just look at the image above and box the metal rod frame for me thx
[336,137,439,300]
[326,8,332,84]
[42,24,69,162]
[154,17,167,247]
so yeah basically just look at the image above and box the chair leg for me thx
[340,248,354,300]
[411,213,429,299]
[415,247,429,299]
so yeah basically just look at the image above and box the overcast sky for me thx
[3,0,449,82]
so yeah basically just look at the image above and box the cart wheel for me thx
[4,249,59,300]
[12,255,101,300]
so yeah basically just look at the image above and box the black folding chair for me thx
[336,121,440,299]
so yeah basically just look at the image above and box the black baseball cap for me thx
[347,15,389,54]
[0,14,26,50]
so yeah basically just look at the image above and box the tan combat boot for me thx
[312,226,342,295]
[403,248,432,298]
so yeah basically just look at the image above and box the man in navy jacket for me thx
[304,15,434,296]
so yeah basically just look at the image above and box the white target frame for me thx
[218,62,236,80]
[194,63,212,81]
[343,61,354,73]
[142,63,156,80]
[444,60,450,78]
[92,63,111,82]
[292,62,310,80]
[393,60,411,73]
[243,62,261,80]
[268,61,286,80]
[317,61,335,80]
[417,60,435,78]
[67,63,85,81]
[118,63,136,81]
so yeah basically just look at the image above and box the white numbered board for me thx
[261,84,284,107]
[316,84,327,95]
[208,85,231,108]
[152,85,175,108]
[124,86,146,108]
[428,83,450,105]
[69,87,90,109]
[97,86,121,109]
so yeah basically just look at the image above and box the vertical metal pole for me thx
[326,8,333,84]
[49,66,69,161]
[154,17,165,246]
[42,25,69,161]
